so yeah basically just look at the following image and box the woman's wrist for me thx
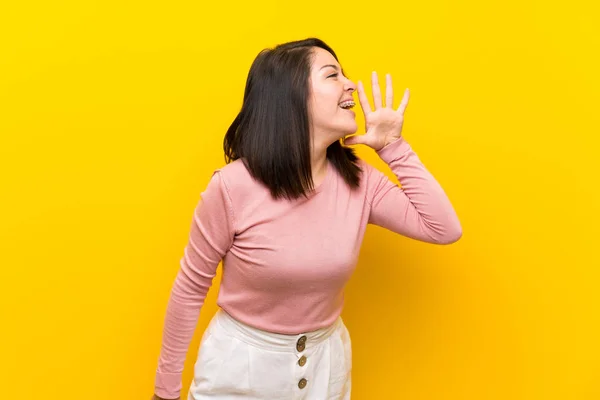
[378,136,403,151]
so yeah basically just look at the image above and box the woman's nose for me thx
[345,79,357,93]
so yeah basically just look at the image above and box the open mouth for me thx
[339,100,355,110]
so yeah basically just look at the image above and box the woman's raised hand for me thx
[344,71,410,151]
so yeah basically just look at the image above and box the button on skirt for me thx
[187,308,352,400]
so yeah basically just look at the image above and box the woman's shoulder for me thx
[212,158,268,198]
[352,157,389,192]
[216,158,250,180]
[354,157,379,179]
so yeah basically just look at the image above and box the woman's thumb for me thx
[343,134,366,146]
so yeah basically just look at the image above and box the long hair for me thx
[223,37,361,200]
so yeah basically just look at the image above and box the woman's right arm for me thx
[153,171,236,400]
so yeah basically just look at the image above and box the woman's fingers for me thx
[385,73,394,108]
[357,81,372,115]
[371,71,383,109]
[360,72,409,115]
[397,88,410,115]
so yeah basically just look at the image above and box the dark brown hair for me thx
[223,37,361,200]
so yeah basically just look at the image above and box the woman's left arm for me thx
[344,71,462,244]
[366,136,462,244]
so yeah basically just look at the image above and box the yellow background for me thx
[1,0,599,398]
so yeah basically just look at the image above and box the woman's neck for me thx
[311,147,328,187]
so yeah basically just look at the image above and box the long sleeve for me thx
[366,137,462,244]
[154,171,236,399]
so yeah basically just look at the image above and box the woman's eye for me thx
[328,73,339,78]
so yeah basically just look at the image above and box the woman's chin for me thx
[343,123,358,136]
[336,127,358,143]
[319,124,358,144]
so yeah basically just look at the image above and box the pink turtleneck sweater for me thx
[154,137,462,399]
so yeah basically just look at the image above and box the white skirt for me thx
[188,308,352,400]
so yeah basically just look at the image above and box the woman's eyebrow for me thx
[319,64,350,79]
[319,64,339,71]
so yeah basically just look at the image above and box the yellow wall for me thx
[1,1,599,399]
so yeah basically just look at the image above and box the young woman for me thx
[152,37,462,400]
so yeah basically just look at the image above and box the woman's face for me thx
[308,47,358,147]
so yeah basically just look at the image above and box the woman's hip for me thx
[188,308,352,400]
